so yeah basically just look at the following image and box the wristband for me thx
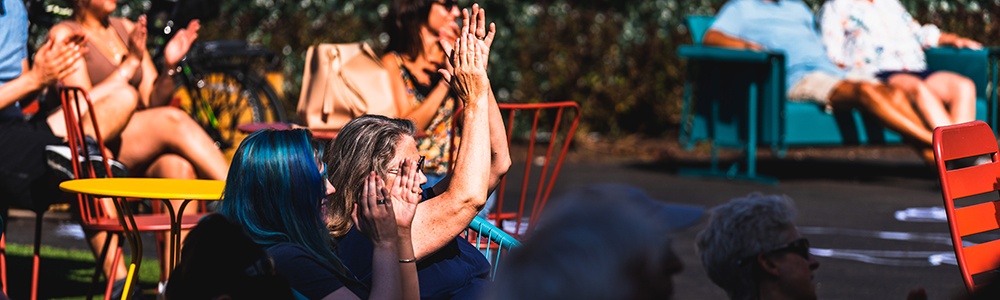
[399,258,416,263]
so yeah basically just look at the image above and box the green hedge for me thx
[41,0,1000,138]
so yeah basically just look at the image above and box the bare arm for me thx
[410,26,493,258]
[938,32,982,49]
[702,30,763,50]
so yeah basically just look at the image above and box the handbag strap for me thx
[320,45,343,116]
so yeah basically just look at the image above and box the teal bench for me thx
[677,15,999,183]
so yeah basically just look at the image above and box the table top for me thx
[59,178,224,200]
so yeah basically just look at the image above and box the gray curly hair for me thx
[695,193,798,300]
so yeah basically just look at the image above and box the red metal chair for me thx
[933,120,1000,293]
[60,87,207,299]
[474,102,580,239]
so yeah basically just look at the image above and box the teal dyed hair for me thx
[217,129,348,276]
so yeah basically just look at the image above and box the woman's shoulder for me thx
[48,21,80,39]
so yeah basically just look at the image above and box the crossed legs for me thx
[887,71,977,129]
[828,81,934,147]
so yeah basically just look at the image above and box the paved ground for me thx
[4,144,974,299]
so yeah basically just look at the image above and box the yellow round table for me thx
[60,178,224,299]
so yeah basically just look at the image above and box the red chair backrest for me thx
[60,86,118,225]
[933,120,1000,292]
[479,101,580,239]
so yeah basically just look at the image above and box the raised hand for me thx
[163,20,201,69]
[449,32,490,107]
[388,158,420,231]
[126,15,148,62]
[356,172,399,247]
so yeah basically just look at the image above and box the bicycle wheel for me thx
[174,71,285,158]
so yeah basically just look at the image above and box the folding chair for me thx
[479,102,580,239]
[932,120,1000,293]
[463,216,521,280]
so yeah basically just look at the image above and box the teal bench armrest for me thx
[677,45,782,63]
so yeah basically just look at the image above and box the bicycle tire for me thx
[174,71,285,154]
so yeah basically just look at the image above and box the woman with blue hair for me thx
[217,129,420,300]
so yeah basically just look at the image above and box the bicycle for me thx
[145,0,287,155]
[169,40,289,153]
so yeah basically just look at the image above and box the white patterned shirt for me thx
[819,0,941,76]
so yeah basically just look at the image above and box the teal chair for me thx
[678,15,999,183]
[466,216,521,279]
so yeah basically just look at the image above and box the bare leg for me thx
[924,71,977,124]
[114,107,228,180]
[828,81,933,146]
[144,154,198,280]
[46,81,139,141]
[887,73,952,129]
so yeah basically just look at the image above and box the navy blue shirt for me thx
[336,188,491,299]
[267,242,370,300]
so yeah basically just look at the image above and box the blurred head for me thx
[72,0,117,19]
[217,129,347,275]
[165,213,294,300]
[491,184,686,300]
[696,193,819,300]
[384,0,460,59]
[324,115,420,237]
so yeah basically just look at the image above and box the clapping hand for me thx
[126,15,148,62]
[163,20,201,69]
[355,172,399,247]
[32,31,86,85]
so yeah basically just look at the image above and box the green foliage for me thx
[29,0,1000,138]
[4,243,159,299]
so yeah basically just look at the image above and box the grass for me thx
[3,243,160,299]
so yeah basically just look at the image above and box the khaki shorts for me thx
[787,71,843,105]
[787,71,881,106]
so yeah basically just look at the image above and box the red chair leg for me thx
[1,234,6,295]
[31,212,44,300]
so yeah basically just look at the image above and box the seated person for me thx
[324,11,511,298]
[820,0,980,130]
[45,0,230,287]
[382,0,462,188]
[217,129,419,299]
[704,0,935,160]
[0,0,85,220]
[490,184,692,300]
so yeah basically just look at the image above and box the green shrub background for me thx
[42,0,1000,139]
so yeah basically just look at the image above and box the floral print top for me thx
[394,53,458,176]
[819,0,941,76]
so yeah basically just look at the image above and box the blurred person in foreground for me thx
[217,129,419,299]
[165,213,295,300]
[324,5,511,299]
[489,183,704,300]
[820,0,981,130]
[697,193,927,300]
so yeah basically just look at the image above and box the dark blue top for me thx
[267,242,370,300]
[336,188,491,300]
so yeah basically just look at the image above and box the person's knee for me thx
[147,154,196,179]
[98,81,140,111]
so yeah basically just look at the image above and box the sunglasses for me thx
[737,238,811,265]
[434,0,458,9]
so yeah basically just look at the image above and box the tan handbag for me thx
[296,42,396,139]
